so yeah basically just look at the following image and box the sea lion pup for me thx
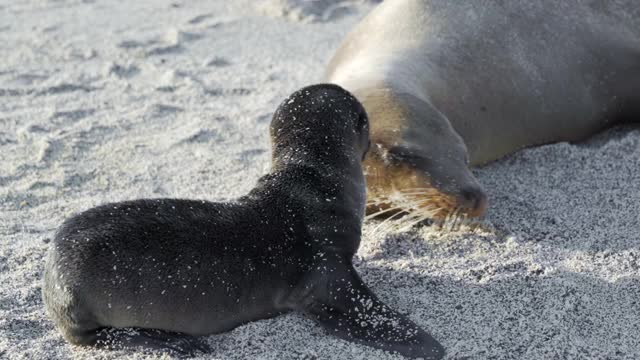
[42,83,444,359]
[327,0,640,222]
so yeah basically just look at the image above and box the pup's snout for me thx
[457,186,488,217]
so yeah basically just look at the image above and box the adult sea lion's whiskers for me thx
[452,207,463,231]
[398,187,434,192]
[375,195,440,234]
[396,202,441,231]
[440,207,464,231]
[368,209,408,237]
[458,212,471,229]
[365,205,407,220]
[396,191,438,196]
[398,212,437,232]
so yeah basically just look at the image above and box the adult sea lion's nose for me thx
[458,186,488,217]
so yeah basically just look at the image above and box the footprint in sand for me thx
[147,28,203,56]
[204,57,231,67]
[256,114,273,123]
[0,88,25,96]
[37,138,64,165]
[28,181,58,190]
[36,83,97,96]
[0,132,17,145]
[50,108,96,125]
[10,73,49,86]
[187,13,213,25]
[116,39,150,49]
[63,171,96,189]
[179,129,220,144]
[204,87,253,96]
[185,11,234,29]
[118,28,204,57]
[103,62,140,79]
[258,0,381,23]
[146,103,184,117]
[0,255,7,272]
[239,148,267,161]
[0,84,86,97]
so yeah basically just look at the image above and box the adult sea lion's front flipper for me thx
[302,260,444,359]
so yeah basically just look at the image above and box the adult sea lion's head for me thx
[359,88,488,222]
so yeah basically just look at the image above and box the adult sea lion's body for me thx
[42,84,444,359]
[327,0,640,220]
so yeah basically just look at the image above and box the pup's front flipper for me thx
[302,260,444,359]
[93,327,211,358]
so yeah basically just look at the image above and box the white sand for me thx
[1,1,639,359]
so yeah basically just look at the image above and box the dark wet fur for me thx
[42,84,444,359]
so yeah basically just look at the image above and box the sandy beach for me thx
[1,0,639,359]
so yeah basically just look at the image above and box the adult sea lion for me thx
[42,84,444,359]
[326,0,639,221]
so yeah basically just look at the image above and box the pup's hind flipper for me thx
[93,327,211,358]
[302,260,444,359]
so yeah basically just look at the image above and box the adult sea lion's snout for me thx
[349,87,488,223]
[364,144,488,222]
[456,185,488,218]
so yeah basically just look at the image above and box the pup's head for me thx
[270,84,370,169]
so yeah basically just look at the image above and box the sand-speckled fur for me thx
[42,84,444,359]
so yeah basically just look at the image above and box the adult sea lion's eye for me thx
[387,147,424,166]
